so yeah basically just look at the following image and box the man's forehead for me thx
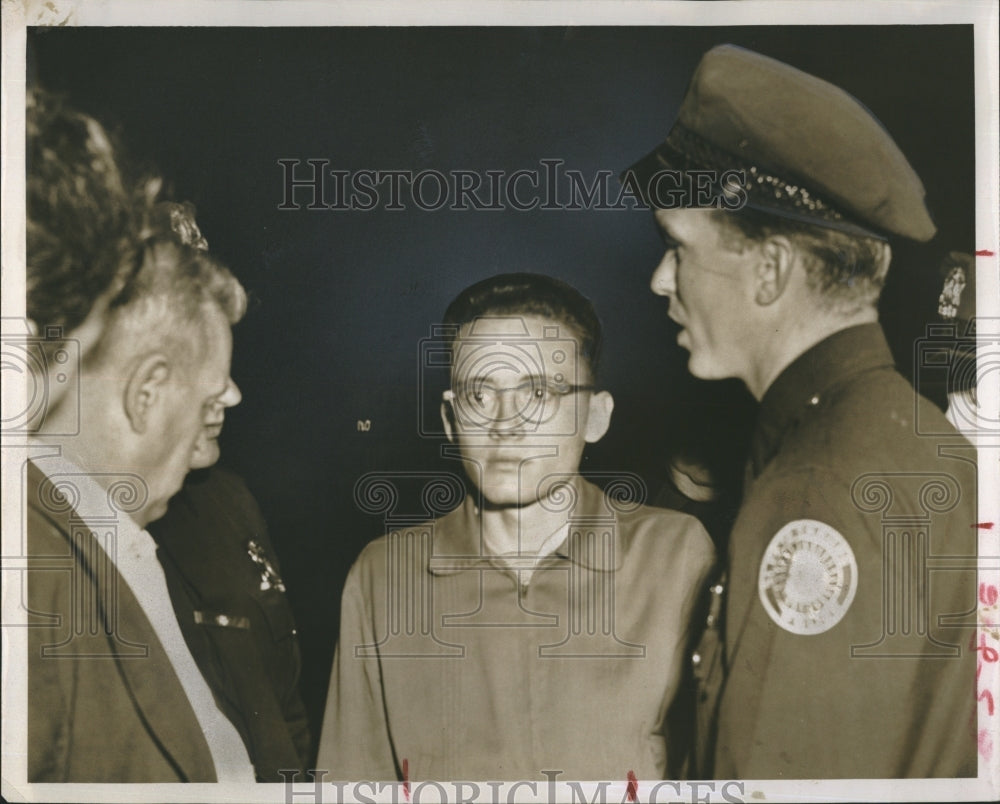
[654,207,719,239]
[456,314,573,339]
[451,315,584,378]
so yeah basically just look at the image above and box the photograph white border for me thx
[2,2,998,802]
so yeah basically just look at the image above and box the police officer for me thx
[933,251,979,442]
[150,465,312,779]
[146,202,312,779]
[624,45,977,778]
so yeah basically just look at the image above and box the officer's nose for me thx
[650,249,677,298]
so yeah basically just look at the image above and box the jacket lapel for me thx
[27,460,217,782]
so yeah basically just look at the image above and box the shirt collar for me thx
[427,477,626,575]
[29,449,143,533]
[28,450,148,568]
[750,323,896,477]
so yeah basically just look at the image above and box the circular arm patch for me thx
[757,519,858,635]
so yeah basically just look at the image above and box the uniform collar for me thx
[749,323,896,477]
[427,477,626,575]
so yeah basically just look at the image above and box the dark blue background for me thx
[27,25,976,740]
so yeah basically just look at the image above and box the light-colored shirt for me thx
[31,451,256,783]
[318,477,714,780]
[481,519,568,584]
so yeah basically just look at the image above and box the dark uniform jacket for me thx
[26,459,217,782]
[149,466,311,781]
[707,324,978,778]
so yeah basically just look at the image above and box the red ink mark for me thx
[626,770,638,802]
[975,250,995,257]
[973,522,995,530]
[981,584,999,607]
[979,728,994,760]
[975,633,999,663]
[402,758,410,801]
[978,688,996,716]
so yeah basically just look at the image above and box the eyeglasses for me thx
[444,378,595,424]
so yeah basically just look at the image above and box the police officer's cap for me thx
[625,45,936,242]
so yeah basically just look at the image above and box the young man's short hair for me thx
[442,272,604,379]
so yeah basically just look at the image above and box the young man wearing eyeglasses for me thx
[318,273,714,782]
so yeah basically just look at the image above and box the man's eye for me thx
[657,226,677,246]
[536,383,568,400]
[659,228,682,253]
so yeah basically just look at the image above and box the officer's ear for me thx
[124,353,173,435]
[584,390,614,444]
[754,235,796,306]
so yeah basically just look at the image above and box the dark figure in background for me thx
[150,466,312,777]
[652,383,754,777]
[653,384,753,549]
[625,45,977,778]
[147,203,312,778]
[930,251,980,444]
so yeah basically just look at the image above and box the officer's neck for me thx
[745,306,878,401]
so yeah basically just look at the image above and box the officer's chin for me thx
[686,351,725,383]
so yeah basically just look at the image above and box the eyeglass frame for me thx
[443,377,597,426]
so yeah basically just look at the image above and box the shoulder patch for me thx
[757,519,857,635]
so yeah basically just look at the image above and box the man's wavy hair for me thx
[26,88,246,369]
[26,88,143,333]
[85,201,247,372]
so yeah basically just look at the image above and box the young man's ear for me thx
[584,390,614,444]
[123,353,172,434]
[440,397,457,443]
[754,235,796,306]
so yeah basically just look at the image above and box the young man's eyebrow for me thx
[459,373,567,388]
